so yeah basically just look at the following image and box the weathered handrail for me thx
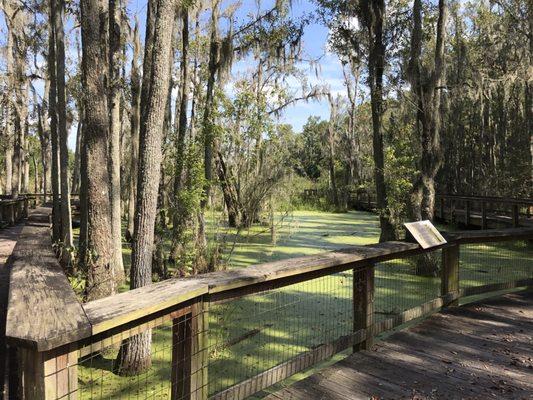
[347,191,533,228]
[0,196,30,226]
[435,193,533,206]
[435,193,533,228]
[4,208,533,399]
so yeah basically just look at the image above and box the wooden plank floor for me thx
[266,291,533,400]
[0,223,25,400]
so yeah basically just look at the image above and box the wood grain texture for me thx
[5,208,91,351]
[81,242,421,336]
[198,241,421,294]
[265,291,533,400]
[83,279,208,334]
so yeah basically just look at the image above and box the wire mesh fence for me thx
[459,240,533,290]
[14,232,533,400]
[207,271,353,397]
[374,251,441,323]
[76,303,208,399]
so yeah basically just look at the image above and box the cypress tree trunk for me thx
[114,0,176,375]
[36,82,51,202]
[171,7,190,255]
[48,0,62,242]
[4,0,28,199]
[109,0,125,282]
[525,2,533,191]
[3,2,14,197]
[326,93,340,210]
[198,2,220,252]
[408,0,448,223]
[127,18,141,241]
[80,0,117,300]
[364,0,396,242]
[71,109,82,194]
[54,0,74,263]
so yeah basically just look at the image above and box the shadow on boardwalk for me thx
[266,291,533,400]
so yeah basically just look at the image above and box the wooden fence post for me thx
[441,244,460,307]
[18,344,78,399]
[171,298,208,400]
[512,204,519,228]
[353,264,374,352]
[450,200,456,224]
[7,203,15,226]
[481,201,487,229]
[23,198,29,218]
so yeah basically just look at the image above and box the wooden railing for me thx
[348,191,533,228]
[0,196,31,226]
[435,194,533,228]
[4,207,533,399]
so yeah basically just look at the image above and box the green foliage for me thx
[292,116,327,181]
[383,115,417,230]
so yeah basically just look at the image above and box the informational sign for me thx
[404,220,447,249]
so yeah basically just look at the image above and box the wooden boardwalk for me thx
[266,292,533,400]
[0,223,24,400]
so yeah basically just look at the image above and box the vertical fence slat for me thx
[172,299,208,400]
[172,313,192,400]
[18,344,78,400]
[441,244,460,307]
[465,200,471,226]
[512,204,519,227]
[481,201,488,229]
[353,264,374,352]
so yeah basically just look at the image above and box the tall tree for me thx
[48,0,61,242]
[108,0,125,280]
[170,6,191,257]
[3,0,29,199]
[80,0,117,300]
[326,92,341,209]
[114,0,177,375]
[197,0,221,253]
[35,82,51,201]
[2,0,15,198]
[408,0,448,221]
[53,0,74,262]
[361,0,396,241]
[127,17,141,241]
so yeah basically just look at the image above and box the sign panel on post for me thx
[404,220,447,249]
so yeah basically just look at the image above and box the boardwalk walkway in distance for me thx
[0,223,24,400]
[266,291,533,400]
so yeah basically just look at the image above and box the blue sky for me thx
[114,0,346,146]
[0,0,346,149]
[223,0,346,132]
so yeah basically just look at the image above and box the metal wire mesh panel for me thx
[76,303,208,399]
[460,240,533,289]
[374,252,441,323]
[207,271,353,397]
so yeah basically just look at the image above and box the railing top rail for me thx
[435,194,533,205]
[0,196,30,203]
[83,279,208,336]
[79,241,422,345]
[5,211,533,353]
[5,208,92,352]
[449,227,533,244]
[17,192,79,197]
